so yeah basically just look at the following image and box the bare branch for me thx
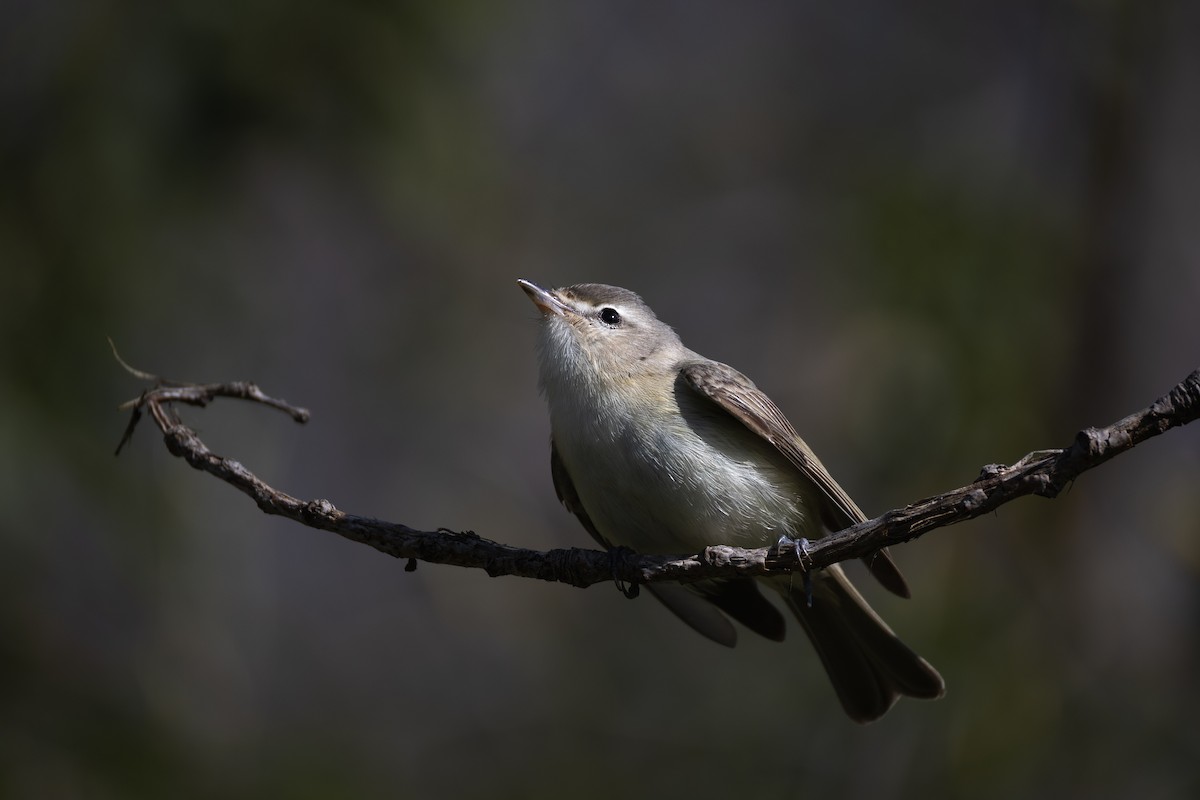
[116,365,1200,589]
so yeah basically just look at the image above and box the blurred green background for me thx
[3,1,1199,797]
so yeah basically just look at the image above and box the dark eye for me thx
[599,307,622,326]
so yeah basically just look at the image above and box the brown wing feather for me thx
[680,360,911,599]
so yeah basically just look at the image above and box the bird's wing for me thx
[550,437,740,646]
[550,437,611,550]
[679,360,911,598]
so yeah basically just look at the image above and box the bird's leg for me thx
[776,535,814,608]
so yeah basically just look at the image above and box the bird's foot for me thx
[608,546,640,599]
[776,535,814,608]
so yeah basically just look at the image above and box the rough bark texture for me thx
[116,366,1200,590]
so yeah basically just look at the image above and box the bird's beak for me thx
[518,279,572,318]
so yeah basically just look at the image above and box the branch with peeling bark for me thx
[114,355,1200,590]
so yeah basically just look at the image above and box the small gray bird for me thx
[519,279,944,722]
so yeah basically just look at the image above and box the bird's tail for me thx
[775,566,944,723]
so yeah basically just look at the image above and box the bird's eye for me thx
[599,307,622,326]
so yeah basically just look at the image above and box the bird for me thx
[519,279,944,722]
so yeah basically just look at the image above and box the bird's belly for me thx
[562,423,813,555]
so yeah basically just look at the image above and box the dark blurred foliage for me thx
[2,0,1199,797]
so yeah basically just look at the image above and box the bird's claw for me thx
[608,546,640,599]
[776,535,814,608]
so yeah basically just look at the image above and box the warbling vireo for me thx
[519,279,944,722]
